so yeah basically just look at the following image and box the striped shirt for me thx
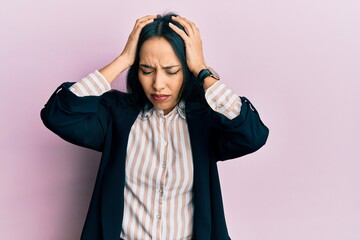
[70,70,242,240]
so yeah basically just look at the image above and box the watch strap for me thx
[197,69,212,87]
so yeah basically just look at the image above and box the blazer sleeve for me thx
[212,96,269,161]
[40,82,112,152]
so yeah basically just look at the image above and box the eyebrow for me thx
[139,64,181,70]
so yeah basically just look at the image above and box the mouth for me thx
[150,94,170,102]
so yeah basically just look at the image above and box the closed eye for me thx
[140,69,153,75]
[167,69,181,75]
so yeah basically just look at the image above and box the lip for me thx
[151,94,170,102]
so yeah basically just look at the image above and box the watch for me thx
[197,67,220,87]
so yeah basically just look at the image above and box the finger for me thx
[136,15,157,23]
[133,15,157,30]
[169,22,190,42]
[171,16,198,36]
[171,16,194,36]
[133,17,155,35]
[178,16,197,32]
[137,17,155,28]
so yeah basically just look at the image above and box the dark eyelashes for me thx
[140,69,181,75]
[141,70,152,75]
[168,69,181,75]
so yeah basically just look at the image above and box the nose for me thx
[152,72,165,91]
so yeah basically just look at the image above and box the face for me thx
[138,37,184,115]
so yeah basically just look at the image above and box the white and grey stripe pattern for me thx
[69,71,242,240]
[121,106,194,240]
[69,70,111,96]
[205,81,242,120]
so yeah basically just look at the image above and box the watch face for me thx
[208,67,220,80]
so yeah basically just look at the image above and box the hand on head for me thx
[121,14,207,77]
[120,15,157,68]
[169,16,207,77]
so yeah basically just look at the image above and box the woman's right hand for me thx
[120,15,157,68]
[99,15,156,84]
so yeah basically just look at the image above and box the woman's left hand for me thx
[169,16,207,77]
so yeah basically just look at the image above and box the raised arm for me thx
[41,15,157,151]
[99,15,157,84]
[170,15,268,160]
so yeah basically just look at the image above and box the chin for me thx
[153,103,170,110]
[154,103,175,113]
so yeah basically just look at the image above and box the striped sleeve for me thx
[205,81,242,120]
[69,70,111,96]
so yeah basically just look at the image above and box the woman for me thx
[41,13,269,240]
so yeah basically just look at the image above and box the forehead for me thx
[139,37,180,65]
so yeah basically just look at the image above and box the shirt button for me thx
[161,163,166,169]
[159,189,163,194]
[156,214,161,219]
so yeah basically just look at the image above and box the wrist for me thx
[197,67,221,89]
[99,55,130,84]
[203,76,218,90]
[193,64,207,77]
[115,54,132,70]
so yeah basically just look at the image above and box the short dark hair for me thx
[126,13,205,110]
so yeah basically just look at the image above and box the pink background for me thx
[1,0,359,239]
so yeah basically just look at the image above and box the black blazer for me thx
[41,82,269,240]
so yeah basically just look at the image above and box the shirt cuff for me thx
[69,70,111,96]
[205,81,242,120]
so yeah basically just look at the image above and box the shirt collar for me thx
[138,101,186,120]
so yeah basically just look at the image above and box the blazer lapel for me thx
[101,104,139,239]
[186,103,212,239]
